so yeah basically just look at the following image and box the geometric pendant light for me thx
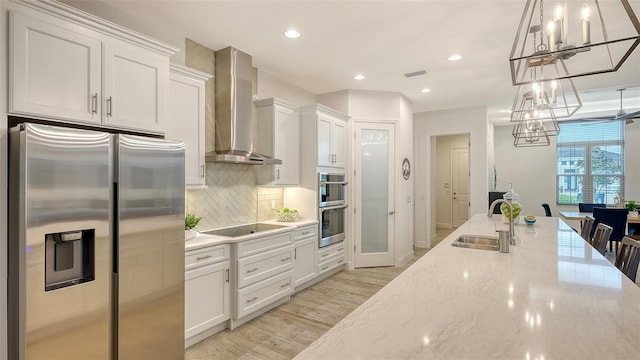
[509,0,640,86]
[510,61,582,122]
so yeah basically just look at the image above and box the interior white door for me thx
[452,147,470,227]
[354,122,395,268]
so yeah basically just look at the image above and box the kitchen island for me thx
[295,214,640,359]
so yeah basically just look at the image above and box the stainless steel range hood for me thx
[205,47,281,165]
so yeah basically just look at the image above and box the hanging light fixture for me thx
[509,0,640,86]
[512,119,552,147]
[510,0,569,147]
[511,63,582,123]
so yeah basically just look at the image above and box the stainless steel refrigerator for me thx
[8,123,185,359]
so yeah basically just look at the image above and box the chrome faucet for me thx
[488,199,515,245]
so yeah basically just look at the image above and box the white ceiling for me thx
[66,0,640,123]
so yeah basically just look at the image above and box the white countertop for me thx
[295,214,640,359]
[185,219,318,251]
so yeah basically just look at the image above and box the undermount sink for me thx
[451,235,500,251]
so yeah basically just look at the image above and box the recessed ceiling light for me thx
[354,74,366,80]
[448,54,462,61]
[421,88,432,93]
[284,29,301,39]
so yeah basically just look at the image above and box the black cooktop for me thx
[202,223,288,237]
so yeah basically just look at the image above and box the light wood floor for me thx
[185,228,453,360]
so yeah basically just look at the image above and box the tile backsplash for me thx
[186,164,283,230]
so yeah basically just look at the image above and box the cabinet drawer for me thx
[236,270,293,319]
[318,243,346,262]
[294,225,318,241]
[237,232,293,258]
[237,245,294,288]
[318,256,345,275]
[186,244,229,270]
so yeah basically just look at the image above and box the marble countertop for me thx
[295,214,640,359]
[185,219,318,251]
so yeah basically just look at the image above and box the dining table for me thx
[559,211,640,224]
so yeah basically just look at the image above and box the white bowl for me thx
[275,211,298,222]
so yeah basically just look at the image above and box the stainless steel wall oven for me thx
[319,172,347,207]
[318,172,347,248]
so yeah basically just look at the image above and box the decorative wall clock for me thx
[402,158,411,180]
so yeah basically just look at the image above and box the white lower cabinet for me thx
[318,241,346,275]
[185,244,230,347]
[293,225,318,289]
[231,231,294,328]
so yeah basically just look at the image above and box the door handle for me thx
[388,211,395,215]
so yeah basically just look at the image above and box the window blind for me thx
[556,120,625,205]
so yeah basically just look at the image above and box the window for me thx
[556,121,624,205]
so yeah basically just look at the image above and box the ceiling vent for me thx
[404,70,427,78]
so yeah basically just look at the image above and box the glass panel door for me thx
[355,122,395,267]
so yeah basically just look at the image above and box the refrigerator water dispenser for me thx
[45,229,95,291]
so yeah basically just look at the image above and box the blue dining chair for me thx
[541,203,552,217]
[592,207,629,252]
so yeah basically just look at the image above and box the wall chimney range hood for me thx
[205,47,281,165]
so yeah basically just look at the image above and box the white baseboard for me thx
[185,321,228,348]
[414,239,429,248]
[397,249,414,266]
[436,222,453,229]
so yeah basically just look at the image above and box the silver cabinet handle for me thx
[276,169,280,179]
[321,266,329,271]
[247,267,259,274]
[338,247,344,252]
[294,248,297,259]
[196,255,212,261]
[321,253,329,258]
[246,296,258,304]
[91,93,98,114]
[280,282,290,288]
[200,165,205,177]
[106,96,113,116]
[338,259,344,264]
[280,257,291,262]
[225,269,229,283]
[388,211,395,215]
[301,231,310,235]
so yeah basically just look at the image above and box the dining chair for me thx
[580,215,595,242]
[592,207,628,252]
[614,236,640,282]
[541,203,552,217]
[590,223,613,255]
[577,203,606,213]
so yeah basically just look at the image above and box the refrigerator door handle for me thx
[60,231,83,242]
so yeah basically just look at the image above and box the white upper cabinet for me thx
[8,2,177,135]
[302,105,349,169]
[166,64,212,188]
[102,43,168,133]
[255,98,300,185]
[10,11,102,124]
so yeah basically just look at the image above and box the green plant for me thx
[626,200,638,211]
[185,212,202,230]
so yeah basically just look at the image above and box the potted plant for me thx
[626,200,639,217]
[185,212,202,240]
